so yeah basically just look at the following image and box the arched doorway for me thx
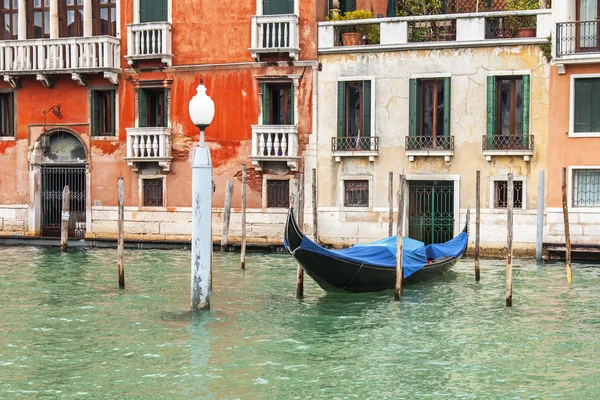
[39,130,88,238]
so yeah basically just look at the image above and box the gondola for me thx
[284,208,469,293]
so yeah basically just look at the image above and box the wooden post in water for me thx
[312,168,318,243]
[395,175,405,301]
[296,173,305,298]
[240,164,247,269]
[562,167,573,284]
[388,171,394,237]
[60,185,70,253]
[117,177,125,289]
[221,178,234,252]
[536,170,545,262]
[475,170,481,281]
[506,173,514,307]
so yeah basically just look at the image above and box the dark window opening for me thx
[269,84,291,125]
[494,180,523,209]
[2,0,18,40]
[497,76,523,139]
[143,178,164,207]
[63,0,84,37]
[0,93,14,137]
[139,88,167,128]
[267,179,290,208]
[29,0,50,39]
[420,79,445,138]
[95,0,117,36]
[344,180,369,207]
[92,90,115,136]
[345,81,362,139]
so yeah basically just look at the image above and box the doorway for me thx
[408,180,455,245]
[41,166,87,238]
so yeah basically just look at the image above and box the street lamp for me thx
[189,79,215,311]
[188,79,215,147]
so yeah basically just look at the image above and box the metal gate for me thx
[41,166,86,238]
[408,181,454,246]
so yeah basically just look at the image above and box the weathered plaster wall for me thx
[545,64,600,245]
[316,46,550,250]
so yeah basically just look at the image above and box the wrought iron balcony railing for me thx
[332,136,379,152]
[556,21,600,58]
[406,135,454,151]
[482,134,534,151]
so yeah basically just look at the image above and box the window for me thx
[336,80,371,150]
[0,93,14,137]
[486,75,530,149]
[143,178,164,207]
[91,89,116,136]
[139,0,167,23]
[29,0,50,39]
[266,179,289,208]
[139,88,168,128]
[494,180,523,209]
[344,180,369,207]
[262,83,294,125]
[573,169,600,207]
[328,0,355,14]
[2,0,18,40]
[573,78,600,135]
[95,0,117,36]
[263,0,294,15]
[408,77,451,149]
[63,0,83,37]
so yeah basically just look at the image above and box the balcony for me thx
[0,36,119,88]
[318,10,552,53]
[555,21,600,73]
[249,14,300,61]
[331,136,379,162]
[405,135,455,162]
[250,125,300,171]
[482,134,534,162]
[125,127,173,172]
[125,22,173,67]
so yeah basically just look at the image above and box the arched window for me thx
[1,0,18,40]
[29,0,50,39]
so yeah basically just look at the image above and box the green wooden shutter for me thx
[263,0,272,15]
[287,0,294,13]
[362,80,371,143]
[262,83,270,125]
[342,0,356,12]
[387,0,396,17]
[9,92,14,137]
[139,0,148,22]
[594,79,600,132]
[162,89,169,128]
[408,78,419,137]
[161,0,168,22]
[139,89,147,128]
[289,83,294,125]
[110,90,116,136]
[486,76,497,149]
[574,79,592,133]
[521,75,530,149]
[91,91,99,137]
[443,77,451,137]
[140,0,167,22]
[337,81,346,140]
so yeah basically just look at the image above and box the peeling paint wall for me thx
[316,46,550,250]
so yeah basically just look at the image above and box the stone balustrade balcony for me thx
[126,22,173,66]
[249,14,300,61]
[0,36,119,88]
[250,125,300,171]
[125,127,173,172]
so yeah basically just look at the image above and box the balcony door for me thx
[577,0,600,51]
[140,0,167,22]
[263,0,294,15]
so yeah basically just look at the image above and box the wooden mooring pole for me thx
[395,175,405,301]
[536,170,545,262]
[312,168,318,243]
[506,173,514,307]
[475,170,481,281]
[240,164,247,269]
[296,173,305,299]
[117,177,125,289]
[60,186,70,253]
[388,171,394,237]
[562,167,573,284]
[221,178,234,252]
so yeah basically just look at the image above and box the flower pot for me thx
[517,28,536,38]
[342,32,362,46]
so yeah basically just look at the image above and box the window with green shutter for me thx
[335,80,373,151]
[91,89,116,137]
[139,88,167,128]
[263,0,294,15]
[574,78,600,134]
[140,0,168,23]
[408,78,451,150]
[262,82,294,125]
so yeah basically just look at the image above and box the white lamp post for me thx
[189,79,215,311]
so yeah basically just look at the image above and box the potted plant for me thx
[506,0,538,38]
[327,9,380,46]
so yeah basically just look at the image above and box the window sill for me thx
[91,135,119,141]
[482,150,533,162]
[139,206,167,212]
[406,150,454,162]
[332,150,379,163]
[568,132,600,138]
[0,136,16,141]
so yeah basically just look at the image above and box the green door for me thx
[140,0,168,23]
[263,0,294,15]
[408,181,454,246]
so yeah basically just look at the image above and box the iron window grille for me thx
[494,180,523,209]
[143,178,164,207]
[573,169,600,207]
[344,180,369,207]
[267,179,290,208]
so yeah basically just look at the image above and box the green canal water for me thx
[1,247,600,399]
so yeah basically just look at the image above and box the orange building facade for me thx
[0,0,318,242]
